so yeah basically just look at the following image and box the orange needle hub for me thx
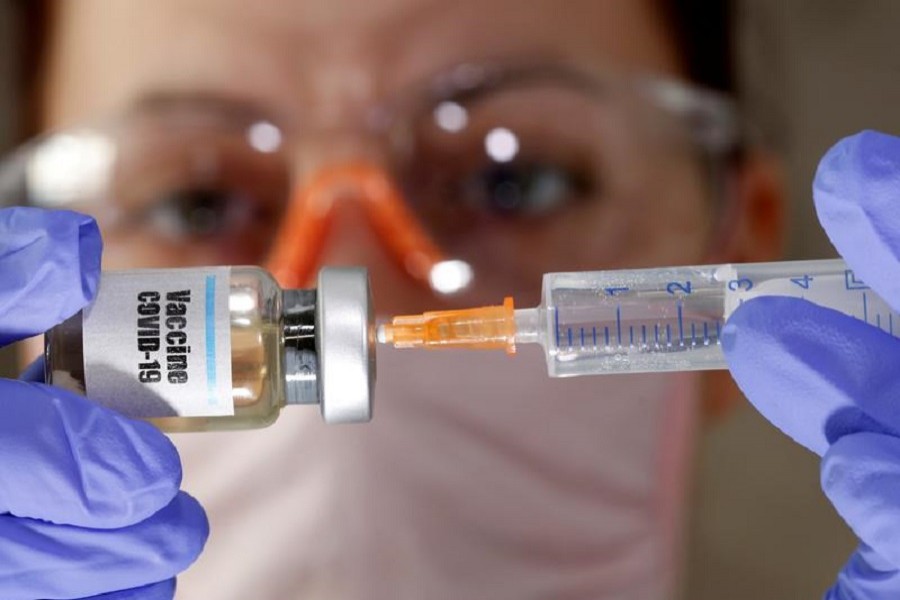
[377,297,517,354]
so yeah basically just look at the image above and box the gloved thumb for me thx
[722,296,900,457]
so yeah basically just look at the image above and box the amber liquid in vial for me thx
[47,267,291,432]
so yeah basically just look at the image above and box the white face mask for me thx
[174,346,701,600]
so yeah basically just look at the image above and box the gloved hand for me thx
[0,207,208,599]
[723,130,900,598]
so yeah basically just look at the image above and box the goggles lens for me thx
[0,66,739,303]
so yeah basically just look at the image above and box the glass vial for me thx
[45,266,375,432]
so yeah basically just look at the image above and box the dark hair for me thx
[8,0,50,143]
[661,0,734,93]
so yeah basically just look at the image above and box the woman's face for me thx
[41,0,721,313]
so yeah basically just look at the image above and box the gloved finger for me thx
[0,492,207,600]
[0,207,101,346]
[813,130,900,310]
[0,380,181,528]
[722,296,900,456]
[824,544,900,600]
[78,579,176,600]
[822,433,900,567]
[19,355,44,382]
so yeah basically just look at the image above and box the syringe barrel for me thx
[533,258,896,377]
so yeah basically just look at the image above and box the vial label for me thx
[82,267,234,418]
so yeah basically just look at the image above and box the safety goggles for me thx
[0,62,741,303]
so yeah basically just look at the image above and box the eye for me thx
[108,127,291,245]
[401,85,607,227]
[145,186,263,238]
[461,160,593,218]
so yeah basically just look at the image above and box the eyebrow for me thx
[127,91,286,125]
[427,62,600,101]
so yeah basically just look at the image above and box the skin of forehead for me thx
[43,0,685,129]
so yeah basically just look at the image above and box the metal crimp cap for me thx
[316,267,375,423]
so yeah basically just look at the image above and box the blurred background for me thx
[2,0,899,597]
[691,1,899,597]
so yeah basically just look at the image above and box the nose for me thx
[265,162,470,309]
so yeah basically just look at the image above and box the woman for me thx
[0,1,785,598]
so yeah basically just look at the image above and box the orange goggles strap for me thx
[266,162,447,290]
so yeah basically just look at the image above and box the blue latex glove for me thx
[0,207,208,599]
[723,130,900,598]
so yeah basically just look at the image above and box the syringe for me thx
[377,259,897,377]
